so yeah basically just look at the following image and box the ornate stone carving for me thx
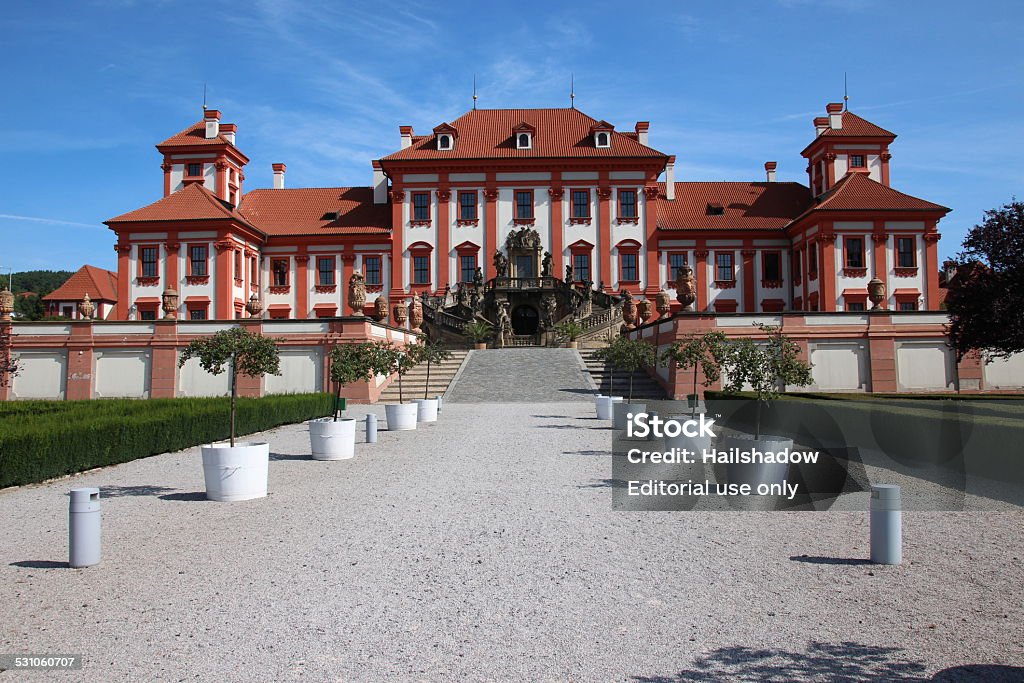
[819,233,838,243]
[674,264,697,311]
[637,299,653,324]
[114,243,131,254]
[868,278,886,310]
[493,251,510,277]
[541,251,553,277]
[655,290,672,318]
[505,226,542,251]
[881,152,892,161]
[871,233,888,244]
[483,188,499,202]
[245,293,263,318]
[294,254,310,264]
[161,289,178,320]
[393,301,408,327]
[160,162,173,172]
[389,188,404,204]
[0,288,13,322]
[373,296,389,322]
[643,186,660,200]
[548,187,564,200]
[214,240,234,253]
[923,233,941,243]
[496,300,511,348]
[78,293,95,320]
[564,264,573,284]
[622,292,637,326]
[541,293,557,330]
[596,187,612,200]
[473,267,484,289]
[348,271,367,316]
[408,298,423,332]
[436,189,451,202]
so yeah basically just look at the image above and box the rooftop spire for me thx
[570,73,575,109]
[843,72,849,110]
[202,82,207,112]
[472,74,477,110]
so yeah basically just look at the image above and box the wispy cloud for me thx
[0,214,102,229]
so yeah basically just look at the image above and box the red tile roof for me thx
[105,183,250,225]
[239,187,391,236]
[807,172,949,214]
[656,182,812,231]
[380,108,667,161]
[818,111,896,139]
[157,120,236,148]
[43,265,118,302]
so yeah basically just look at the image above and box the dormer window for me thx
[590,120,614,148]
[513,122,536,150]
[517,133,532,149]
[432,122,458,152]
[438,134,452,150]
[707,203,725,216]
[595,132,610,148]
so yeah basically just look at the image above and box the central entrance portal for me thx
[511,305,539,335]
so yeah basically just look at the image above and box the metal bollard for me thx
[436,395,443,412]
[366,413,378,444]
[69,488,101,568]
[870,484,902,565]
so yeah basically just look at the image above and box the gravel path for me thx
[1,401,1022,682]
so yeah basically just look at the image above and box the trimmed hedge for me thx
[0,393,333,488]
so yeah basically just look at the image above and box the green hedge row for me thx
[0,393,333,488]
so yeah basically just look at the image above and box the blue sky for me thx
[1,0,1021,275]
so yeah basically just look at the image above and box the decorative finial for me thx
[202,82,208,111]
[570,73,575,108]
[843,72,848,110]
[472,74,477,110]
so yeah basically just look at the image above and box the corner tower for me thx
[156,109,250,207]
[801,102,896,196]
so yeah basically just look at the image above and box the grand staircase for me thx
[378,350,469,403]
[579,349,667,400]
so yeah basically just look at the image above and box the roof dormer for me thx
[433,122,458,151]
[513,122,536,150]
[590,120,614,148]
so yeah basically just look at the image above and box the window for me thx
[845,237,864,268]
[574,253,591,282]
[716,252,734,282]
[140,309,157,321]
[517,133,531,149]
[899,301,918,311]
[189,308,207,320]
[763,252,782,281]
[413,256,430,284]
[364,256,382,285]
[140,247,158,278]
[412,193,430,221]
[669,252,687,278]
[515,190,533,220]
[793,249,802,281]
[897,237,916,268]
[850,155,866,168]
[571,190,590,219]
[707,203,725,216]
[621,253,638,282]
[808,244,818,274]
[272,258,290,286]
[459,191,477,220]
[438,134,451,150]
[595,132,609,148]
[317,257,335,286]
[619,190,637,218]
[847,301,866,312]
[250,257,258,285]
[189,245,208,277]
[234,250,242,280]
[187,163,202,177]
[460,255,476,283]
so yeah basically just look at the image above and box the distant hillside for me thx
[8,270,74,320]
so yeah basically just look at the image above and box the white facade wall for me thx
[10,350,67,399]
[885,221,926,310]
[94,349,151,398]
[177,356,230,397]
[983,353,1024,389]
[809,340,870,391]
[265,348,324,394]
[895,340,956,391]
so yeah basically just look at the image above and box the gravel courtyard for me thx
[1,398,1023,681]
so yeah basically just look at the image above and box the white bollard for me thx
[436,395,443,412]
[870,484,902,565]
[69,488,101,568]
[366,414,378,444]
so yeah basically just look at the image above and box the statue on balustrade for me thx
[541,251,553,277]
[473,266,484,289]
[674,264,696,311]
[564,264,573,284]
[541,293,558,330]
[348,271,366,316]
[493,251,509,278]
[496,300,512,348]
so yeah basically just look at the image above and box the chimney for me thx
[635,121,649,146]
[400,125,414,150]
[826,102,844,130]
[272,163,286,190]
[220,123,237,146]
[814,117,829,136]
[665,155,676,201]
[372,160,387,204]
[764,161,777,182]
[204,109,221,139]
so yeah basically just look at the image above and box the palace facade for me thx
[104,102,948,323]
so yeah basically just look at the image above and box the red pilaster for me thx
[389,186,404,301]
[825,151,836,190]
[161,161,172,197]
[165,236,179,294]
[694,248,709,312]
[800,243,809,310]
[484,187,499,279]
[295,254,310,319]
[548,186,564,276]
[598,184,612,288]
[923,226,941,311]
[643,186,660,295]
[341,254,356,315]
[741,249,756,312]
[872,222,888,308]
[215,160,229,201]
[151,320,178,398]
[114,242,131,320]
[880,151,892,186]
[867,313,897,392]
[235,320,264,396]
[819,225,837,311]
[66,321,94,400]
[436,186,451,292]
[957,351,984,391]
[214,240,233,320]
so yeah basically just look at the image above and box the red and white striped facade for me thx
[104,102,949,320]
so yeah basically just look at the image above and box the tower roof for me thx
[794,172,949,222]
[105,182,251,225]
[43,265,118,303]
[157,120,236,148]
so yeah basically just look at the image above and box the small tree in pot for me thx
[604,335,657,430]
[413,338,452,422]
[378,340,423,430]
[308,342,385,460]
[177,327,281,501]
[553,320,584,349]
[463,320,493,349]
[660,331,729,418]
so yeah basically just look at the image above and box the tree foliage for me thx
[596,336,657,402]
[463,320,493,343]
[327,342,391,420]
[418,339,452,399]
[660,331,729,415]
[553,320,584,342]
[376,340,422,404]
[7,270,74,320]
[945,200,1024,360]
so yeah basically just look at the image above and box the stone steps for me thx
[579,350,666,400]
[378,352,468,402]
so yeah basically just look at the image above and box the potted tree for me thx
[413,338,451,423]
[554,320,584,349]
[718,324,813,488]
[463,320,493,350]
[309,341,384,460]
[379,340,421,431]
[591,335,624,420]
[177,327,281,502]
[606,336,657,430]
[659,331,729,453]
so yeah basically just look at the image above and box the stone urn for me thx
[245,293,263,318]
[868,278,887,310]
[393,301,408,328]
[655,290,672,318]
[78,293,95,320]
[408,298,423,332]
[675,265,696,311]
[373,296,389,323]
[622,296,637,327]
[637,299,653,325]
[161,289,179,320]
[348,271,366,316]
[0,288,13,321]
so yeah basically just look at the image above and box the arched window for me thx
[596,132,609,147]
[518,133,531,149]
[438,135,451,150]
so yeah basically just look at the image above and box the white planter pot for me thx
[719,434,795,488]
[413,398,439,423]
[385,403,419,431]
[308,418,356,461]
[663,414,714,454]
[595,395,624,420]
[612,402,647,431]
[200,441,270,502]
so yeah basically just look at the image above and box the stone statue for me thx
[597,281,606,294]
[493,251,509,277]
[443,283,451,305]
[348,271,367,316]
[541,251,553,277]
[457,283,470,308]
[674,264,696,311]
[541,293,558,330]
[496,300,512,348]
[0,288,13,322]
[473,266,484,289]
[868,278,887,310]
[373,296,389,322]
[506,227,542,250]
[564,264,573,284]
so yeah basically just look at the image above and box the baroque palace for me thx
[97,100,948,336]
